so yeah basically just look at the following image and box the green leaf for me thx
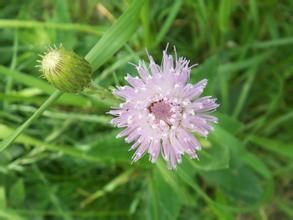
[218,51,272,75]
[53,0,77,48]
[0,209,26,220]
[176,164,226,219]
[0,124,130,164]
[215,113,243,134]
[9,179,25,207]
[80,169,134,208]
[277,199,293,218]
[85,1,145,71]
[253,37,293,49]
[232,67,257,118]
[86,130,132,164]
[155,160,194,204]
[0,186,6,209]
[0,19,105,36]
[218,0,233,33]
[249,135,293,159]
[242,152,272,179]
[187,125,236,171]
[145,167,182,220]
[201,163,263,204]
[191,55,219,96]
[188,135,230,171]
[210,125,245,155]
[155,0,182,45]
[0,91,63,152]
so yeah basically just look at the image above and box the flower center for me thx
[148,100,172,123]
[42,50,61,73]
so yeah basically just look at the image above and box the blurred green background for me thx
[0,0,292,219]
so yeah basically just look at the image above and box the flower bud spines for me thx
[38,46,92,93]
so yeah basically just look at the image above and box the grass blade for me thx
[85,1,145,71]
[0,19,105,36]
[0,90,63,152]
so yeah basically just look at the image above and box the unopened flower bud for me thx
[38,46,92,93]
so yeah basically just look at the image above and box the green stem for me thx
[0,19,105,36]
[83,81,120,106]
[0,90,63,151]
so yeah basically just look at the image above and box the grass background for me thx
[0,0,292,219]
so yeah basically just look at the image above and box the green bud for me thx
[38,46,92,93]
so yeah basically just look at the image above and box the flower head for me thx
[37,46,92,93]
[109,48,219,169]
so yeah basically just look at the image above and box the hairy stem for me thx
[0,90,63,151]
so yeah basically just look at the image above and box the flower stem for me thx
[0,90,63,151]
[83,81,120,105]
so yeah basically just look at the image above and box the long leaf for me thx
[85,1,145,71]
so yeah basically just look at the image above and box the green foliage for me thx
[0,0,292,219]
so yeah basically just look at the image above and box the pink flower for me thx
[109,48,219,169]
